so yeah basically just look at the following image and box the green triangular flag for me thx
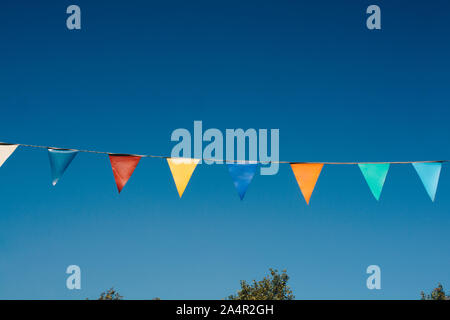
[358,163,390,201]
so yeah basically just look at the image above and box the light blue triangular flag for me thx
[358,163,390,201]
[227,162,258,200]
[412,162,442,201]
[48,148,78,186]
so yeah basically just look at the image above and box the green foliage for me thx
[227,268,294,300]
[98,287,123,300]
[421,283,449,300]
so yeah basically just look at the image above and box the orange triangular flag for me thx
[109,155,141,193]
[167,158,199,198]
[290,163,324,204]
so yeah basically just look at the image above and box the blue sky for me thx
[0,0,449,299]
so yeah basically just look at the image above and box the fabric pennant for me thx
[109,155,141,193]
[167,158,200,198]
[0,144,19,167]
[358,163,390,201]
[290,163,324,204]
[48,149,78,185]
[412,162,442,201]
[227,162,258,200]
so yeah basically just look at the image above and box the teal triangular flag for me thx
[227,162,258,200]
[412,162,442,201]
[48,149,78,185]
[358,163,390,201]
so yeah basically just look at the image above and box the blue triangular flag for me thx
[227,162,258,200]
[48,149,78,186]
[412,162,442,201]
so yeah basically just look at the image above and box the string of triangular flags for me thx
[0,142,446,202]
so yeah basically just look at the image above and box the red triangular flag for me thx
[108,155,141,193]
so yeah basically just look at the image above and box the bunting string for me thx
[0,141,446,202]
[0,142,447,164]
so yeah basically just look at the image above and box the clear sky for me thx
[0,0,449,299]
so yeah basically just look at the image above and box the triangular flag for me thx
[0,144,19,167]
[167,158,200,197]
[227,162,258,200]
[290,163,324,204]
[412,162,442,201]
[109,155,141,193]
[48,148,78,185]
[358,163,390,201]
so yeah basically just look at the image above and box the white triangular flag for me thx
[0,144,19,167]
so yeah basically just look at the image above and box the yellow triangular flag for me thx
[167,158,200,197]
[0,144,19,167]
